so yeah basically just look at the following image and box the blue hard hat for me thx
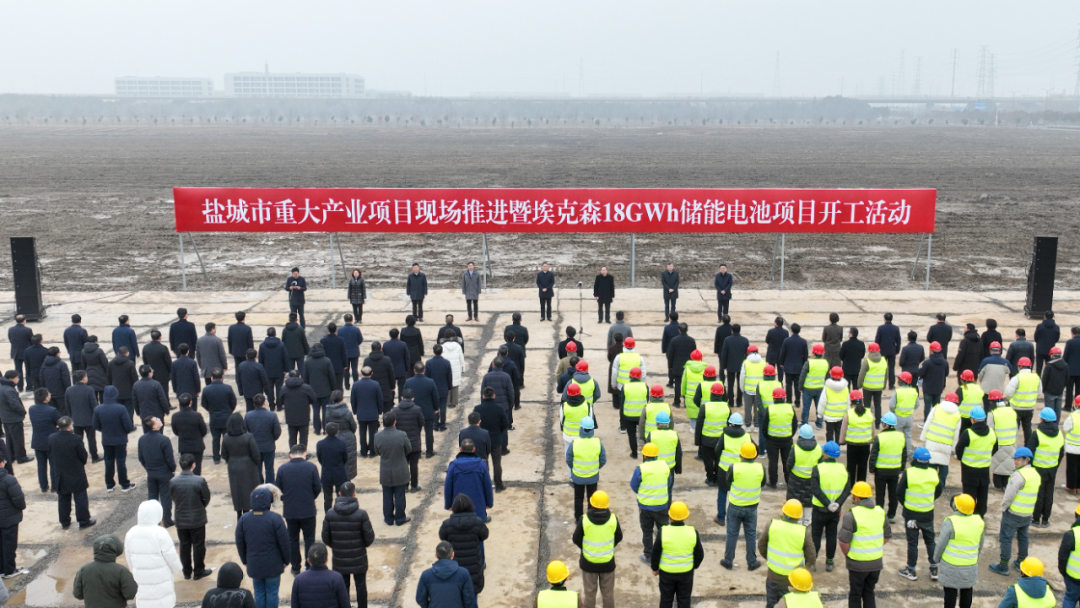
[1040,407,1057,422]
[580,416,595,430]
[914,447,932,461]
[799,424,814,439]
[729,413,744,426]
[656,411,671,425]
[881,413,898,426]
[1014,447,1034,459]
[970,406,986,421]
[823,441,841,458]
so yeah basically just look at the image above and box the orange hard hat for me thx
[691,349,703,361]
[650,384,665,398]
[629,367,642,379]
[868,343,881,353]
[623,337,636,348]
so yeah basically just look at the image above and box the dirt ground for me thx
[1,125,1078,293]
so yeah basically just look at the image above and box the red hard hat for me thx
[830,366,843,379]
[867,343,881,353]
[711,383,725,396]
[623,337,636,348]
[989,341,1002,351]
[772,387,787,400]
[1075,395,1080,406]
[650,384,665,398]
[960,369,975,382]
[1018,356,1032,367]
[764,364,776,376]
[812,344,825,356]
[1051,346,1063,355]
[567,383,581,397]
[943,392,960,404]
[929,341,942,352]
[747,345,759,354]
[566,341,578,352]
[576,361,589,372]
[629,367,642,379]
[988,389,1004,401]
[691,349,703,361]
[849,389,863,401]
[899,371,913,384]
[703,365,717,377]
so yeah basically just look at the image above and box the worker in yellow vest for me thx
[897,447,943,582]
[868,412,905,524]
[1027,407,1063,529]
[757,365,784,450]
[681,351,707,424]
[998,557,1056,608]
[954,406,997,517]
[821,366,850,444]
[1055,504,1080,606]
[956,369,984,432]
[758,499,817,608]
[1064,396,1080,495]
[741,344,766,432]
[990,447,1039,576]
[572,490,622,608]
[567,416,607,522]
[561,383,594,470]
[651,501,703,608]
[564,360,601,407]
[840,390,874,483]
[889,371,920,448]
[857,342,887,428]
[536,561,579,608]
[713,413,750,527]
[631,443,671,565]
[620,367,649,459]
[610,336,645,433]
[987,389,1020,490]
[920,392,962,489]
[764,386,797,490]
[838,481,891,608]
[646,411,682,475]
[786,424,821,526]
[932,494,984,608]
[775,568,823,608]
[694,381,729,487]
[639,385,673,445]
[691,365,722,433]
[721,442,765,572]
[810,441,849,572]
[1004,356,1040,448]
[799,343,828,429]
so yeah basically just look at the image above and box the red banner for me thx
[173,188,935,233]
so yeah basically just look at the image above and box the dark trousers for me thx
[766,439,792,486]
[35,449,51,491]
[269,377,284,410]
[395,377,406,399]
[408,452,421,488]
[313,396,330,434]
[359,421,378,456]
[597,301,611,323]
[12,360,24,392]
[188,450,204,476]
[847,569,880,608]
[826,421,843,444]
[118,398,134,423]
[625,420,639,455]
[904,517,936,568]
[58,489,90,526]
[944,587,973,608]
[234,357,246,374]
[0,524,16,575]
[178,526,206,576]
[884,354,896,389]
[486,444,504,487]
[103,444,130,489]
[286,516,317,572]
[1017,410,1034,447]
[244,397,256,413]
[811,509,840,560]
[260,451,275,484]
[466,299,478,319]
[961,480,989,517]
[658,571,694,608]
[1033,467,1057,522]
[874,474,900,518]
[148,474,173,524]
[323,483,342,512]
[1067,376,1080,411]
[411,299,424,320]
[717,299,730,318]
[664,297,676,320]
[75,426,98,459]
[864,391,882,427]
[701,445,719,484]
[671,370,684,407]
[424,418,435,454]
[288,425,309,451]
[1037,353,1050,375]
[348,358,360,384]
[342,572,368,608]
[438,396,448,429]
[52,396,68,418]
[784,373,801,408]
[639,508,669,558]
[382,484,407,525]
[291,357,306,375]
[27,365,39,391]
[351,303,363,322]
[333,374,344,393]
[3,424,25,461]
[846,443,870,482]
[211,427,225,461]
[573,483,597,522]
[1067,453,1080,490]
[291,303,306,328]
[725,370,744,409]
[540,298,552,320]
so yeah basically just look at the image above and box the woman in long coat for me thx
[221,412,261,519]
[438,494,489,595]
[323,390,358,479]
[347,269,366,322]
[822,313,844,368]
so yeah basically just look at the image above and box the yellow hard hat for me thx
[1020,557,1044,577]
[782,499,803,520]
[954,494,975,515]
[740,442,758,459]
[546,560,570,584]
[642,443,659,458]
[788,567,813,592]
[668,501,690,521]
[852,481,873,499]
[590,490,610,509]
[1076,504,1080,517]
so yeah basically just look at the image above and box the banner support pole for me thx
[336,236,348,284]
[187,233,210,282]
[780,233,786,291]
[925,233,932,290]
[329,234,336,289]
[481,233,490,289]
[179,234,187,292]
[630,234,636,287]
[910,234,925,280]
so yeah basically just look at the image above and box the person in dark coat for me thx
[714,264,733,318]
[281,313,310,374]
[558,327,585,360]
[317,424,349,512]
[303,344,338,435]
[480,359,514,417]
[953,413,996,518]
[874,313,902,390]
[1064,326,1080,409]
[458,413,491,461]
[169,453,213,580]
[258,327,290,411]
[321,481,375,606]
[926,313,953,359]
[24,334,48,392]
[280,372,316,450]
[138,416,176,526]
[374,412,412,526]
[200,562,254,608]
[201,369,237,464]
[661,262,680,322]
[320,323,349,392]
[363,342,397,411]
[172,344,202,405]
[981,319,1003,362]
[426,345,454,432]
[275,444,322,575]
[235,486,290,607]
[667,323,698,407]
[953,324,983,383]
[64,314,89,372]
[0,451,26,578]
[143,330,173,397]
[416,542,475,608]
[461,262,483,321]
[132,365,170,426]
[474,388,509,488]
[917,344,951,419]
[107,347,139,419]
[779,324,808,409]
[400,316,425,377]
[713,315,734,358]
[444,440,493,523]
[383,329,412,397]
[111,315,139,361]
[0,372,29,464]
[899,331,925,379]
[172,393,208,475]
[7,315,33,392]
[221,413,261,518]
[593,266,615,324]
[339,314,364,383]
[49,416,95,529]
[29,389,60,492]
[39,347,72,416]
[765,317,790,381]
[839,328,865,388]
[347,270,367,323]
[439,494,490,595]
[351,367,383,457]
[228,312,254,372]
[170,308,199,356]
[323,392,358,480]
[92,386,136,491]
[406,263,428,322]
[73,534,139,608]
[285,268,308,328]
[536,262,555,321]
[405,363,440,457]
[82,337,110,401]
[1007,328,1037,374]
[291,543,349,608]
[391,391,426,492]
[719,324,750,409]
[236,350,270,413]
[1035,311,1061,375]
[244,394,281,483]
[1043,349,1070,416]
[441,315,464,342]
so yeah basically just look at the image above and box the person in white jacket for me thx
[438,329,465,409]
[124,500,182,608]
[818,373,850,444]
[919,392,963,489]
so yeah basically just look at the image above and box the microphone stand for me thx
[577,281,588,337]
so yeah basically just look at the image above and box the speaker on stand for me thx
[10,237,45,321]
[1025,236,1057,319]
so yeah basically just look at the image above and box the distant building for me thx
[224,72,365,98]
[115,77,214,97]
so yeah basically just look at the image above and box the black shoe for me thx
[508,425,515,431]
[425,452,435,459]
[484,516,492,523]
[16,456,33,464]
[194,568,215,581]
[410,485,423,493]
[61,523,70,530]
[184,573,192,580]
[706,479,717,487]
[629,452,637,459]
[748,561,762,572]
[163,520,175,528]
[79,519,96,530]
[513,405,521,410]
[502,448,510,455]
[214,459,221,465]
[495,485,506,493]
[396,517,412,526]
[291,568,301,576]
[91,456,102,464]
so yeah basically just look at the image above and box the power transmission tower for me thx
[988,54,995,99]
[951,49,958,97]
[1073,27,1080,98]
[898,50,906,96]
[772,53,781,97]
[578,59,585,97]
[976,46,988,98]
[913,57,923,96]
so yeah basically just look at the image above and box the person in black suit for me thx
[458,413,491,461]
[593,267,615,324]
[714,265,733,319]
[63,314,89,372]
[228,312,254,372]
[719,324,749,409]
[7,315,33,392]
[473,388,509,491]
[661,263,680,322]
[49,416,95,530]
[171,393,208,475]
[765,317,789,385]
[92,386,136,492]
[316,424,349,512]
[169,308,199,356]
[171,343,202,404]
[558,327,584,360]
[29,389,60,492]
[778,324,808,410]
[536,263,555,321]
[874,313,902,390]
[142,330,173,398]
[840,328,866,388]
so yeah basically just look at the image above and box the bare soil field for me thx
[0,125,1078,292]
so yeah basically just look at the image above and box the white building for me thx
[224,72,365,98]
[115,77,214,97]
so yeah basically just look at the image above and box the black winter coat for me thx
[201,562,255,608]
[765,326,789,365]
[280,377,317,426]
[169,470,210,529]
[1035,319,1061,356]
[201,380,238,429]
[228,323,254,360]
[347,277,366,305]
[404,375,440,420]
[320,334,349,375]
[317,436,348,486]
[0,378,24,425]
[667,334,698,371]
[39,356,72,399]
[840,338,865,378]
[383,339,411,378]
[917,353,951,395]
[281,323,310,360]
[172,355,202,399]
[406,272,428,300]
[66,383,99,428]
[170,319,199,355]
[362,351,397,399]
[142,341,173,387]
[391,401,425,455]
[719,334,749,373]
[927,322,954,358]
[275,457,322,520]
[899,342,925,376]
[82,342,110,392]
[1043,358,1070,396]
[473,399,508,447]
[981,329,1004,361]
[236,360,270,399]
[0,467,25,528]
[49,430,89,493]
[400,327,425,368]
[171,406,208,454]
[132,377,170,420]
[953,330,982,375]
[593,274,615,302]
[258,338,290,381]
[438,512,489,593]
[480,371,514,412]
[303,349,337,398]
[106,354,138,399]
[321,495,376,574]
[138,430,176,476]
[244,408,281,453]
[222,432,261,512]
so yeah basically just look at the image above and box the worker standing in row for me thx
[798,344,828,428]
[609,336,643,417]
[567,416,606,522]
[757,365,783,447]
[721,442,764,571]
[841,390,874,483]
[838,481,891,608]
[890,371,920,447]
[775,569,824,608]
[857,342,887,427]
[639,386,672,444]
[991,447,1039,576]
[651,502,703,608]
[1065,396,1080,495]
[572,490,622,608]
[713,413,749,527]
[646,412,681,478]
[809,441,849,573]
[897,447,942,582]
[786,424,821,526]
[561,383,593,471]
[921,392,962,488]
[759,499,816,608]
[997,558,1056,608]
[987,390,1020,490]
[680,350,706,424]
[933,494,984,608]
[955,370,984,432]
[821,367,849,444]
[1056,504,1080,608]
[693,383,729,487]
[764,387,797,490]
[741,345,765,431]
[631,442,671,566]
[536,561,577,608]
[868,412,906,524]
[954,406,996,517]
[1004,357,1040,444]
[619,367,647,458]
[691,366,722,436]
[1027,407,1064,528]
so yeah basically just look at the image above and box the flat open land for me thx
[0,126,1078,292]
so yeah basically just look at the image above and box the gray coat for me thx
[933,514,984,589]
[323,402,358,480]
[374,427,412,487]
[195,333,228,378]
[461,270,482,300]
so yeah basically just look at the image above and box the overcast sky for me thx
[2,0,1078,98]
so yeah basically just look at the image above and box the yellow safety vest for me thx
[581,513,619,564]
[768,402,795,438]
[622,381,649,418]
[636,460,671,507]
[759,379,783,408]
[863,357,887,391]
[743,359,766,394]
[719,433,751,471]
[792,444,822,479]
[894,386,919,418]
[643,401,672,436]
[1065,527,1080,579]
[783,591,824,608]
[903,466,939,513]
[875,430,905,470]
[766,518,807,575]
[804,359,827,390]
[1033,429,1064,469]
[812,461,848,508]
[845,408,874,444]
[959,384,984,418]
[960,428,996,469]
[648,429,679,470]
[562,401,591,436]
[573,378,596,406]
[927,409,960,446]
[1012,372,1041,411]
[941,513,984,567]
[823,384,850,419]
[682,360,707,408]
[571,437,602,478]
[729,462,764,507]
[537,589,579,608]
[1069,411,1080,448]
[1013,583,1056,608]
[1010,465,1041,515]
[701,399,730,438]
[659,524,697,573]
[693,379,721,421]
[847,505,885,561]
[617,351,642,385]
[994,406,1019,447]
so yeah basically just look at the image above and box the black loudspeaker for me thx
[1025,236,1057,319]
[10,237,45,321]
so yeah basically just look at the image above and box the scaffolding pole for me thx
[481,234,490,289]
[630,234,636,287]
[925,233,932,290]
[780,233,786,290]
[179,234,186,292]
[329,234,336,289]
